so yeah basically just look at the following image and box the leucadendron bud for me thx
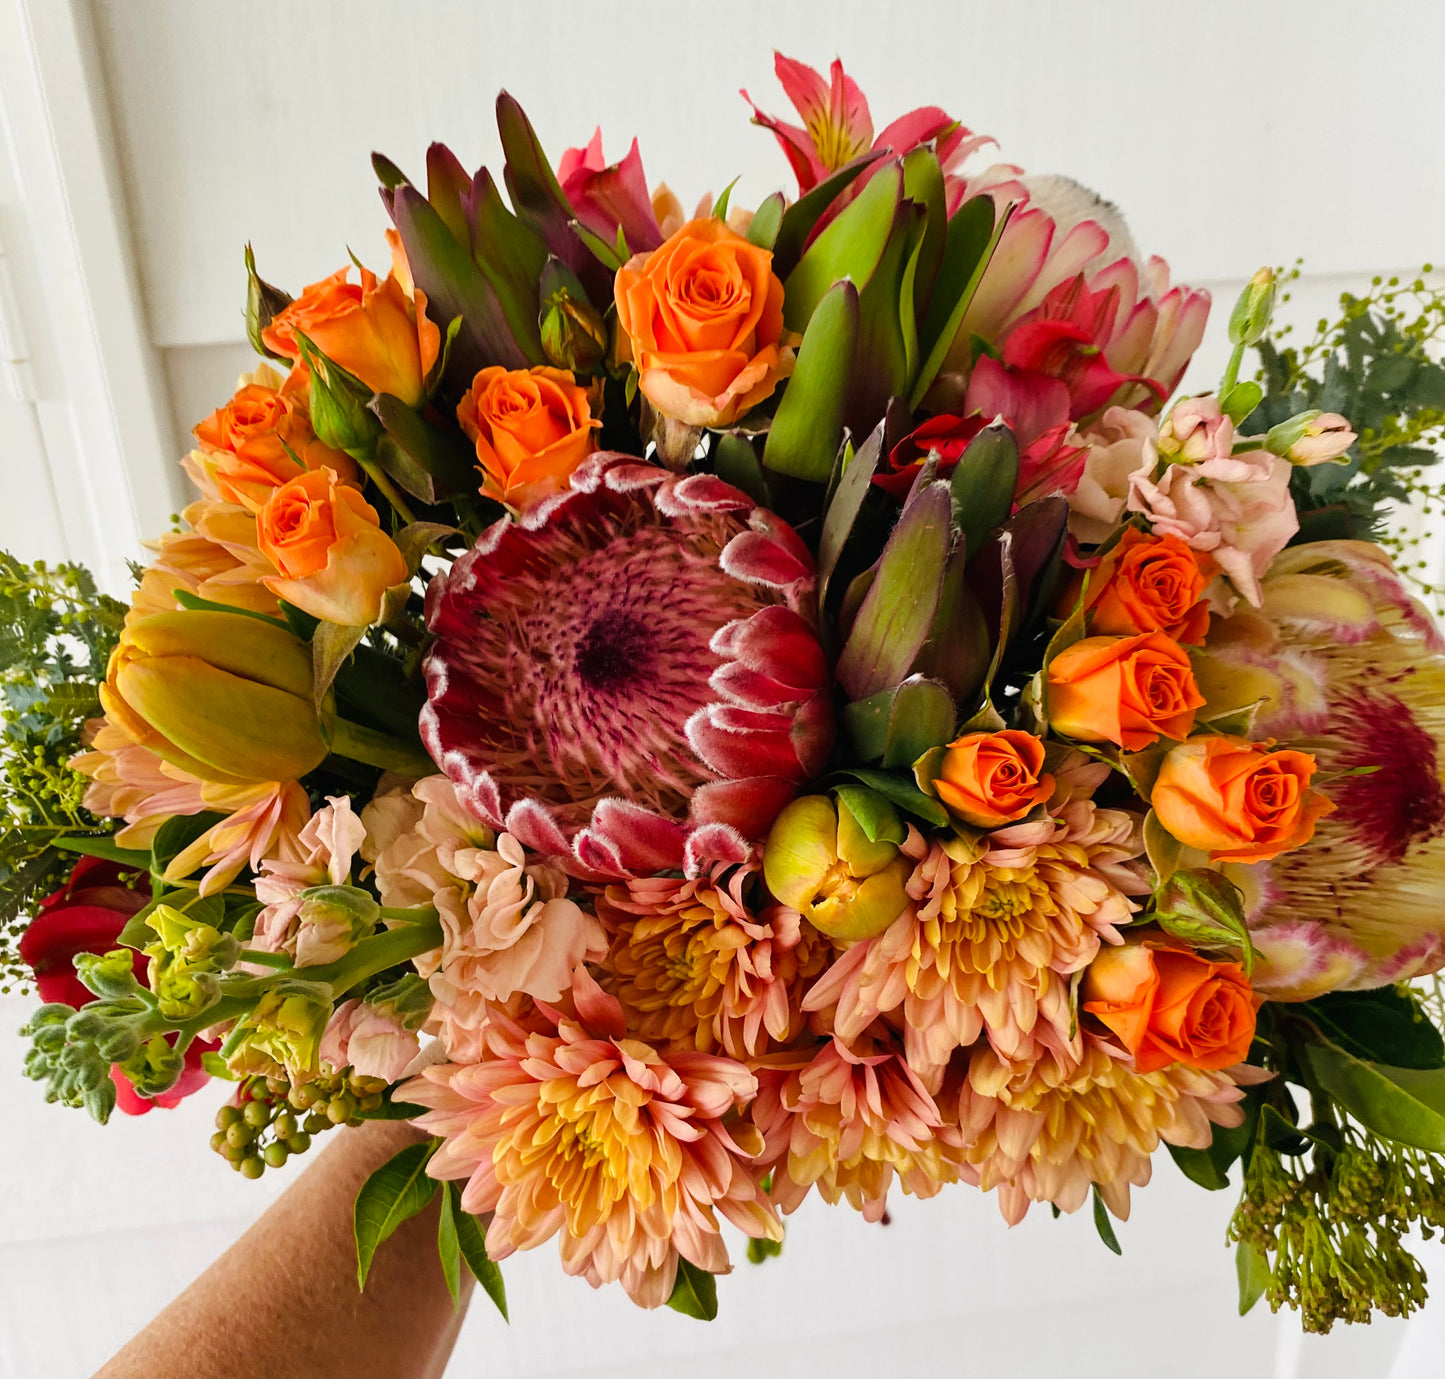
[222,979,332,1081]
[1228,267,1277,347]
[763,793,911,941]
[102,610,331,784]
[292,885,380,967]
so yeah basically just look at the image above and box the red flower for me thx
[18,855,213,1115]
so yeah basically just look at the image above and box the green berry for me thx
[304,1112,329,1135]
[274,1111,298,1139]
[225,1122,254,1150]
[240,1155,265,1180]
[209,1131,227,1154]
[286,1132,311,1155]
[243,1100,270,1129]
[216,1105,242,1131]
[262,1142,289,1169]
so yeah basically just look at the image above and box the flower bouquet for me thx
[7,53,1445,1332]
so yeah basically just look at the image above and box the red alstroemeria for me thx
[876,357,1088,506]
[18,854,215,1116]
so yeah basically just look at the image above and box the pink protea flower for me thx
[421,455,834,879]
[749,1034,959,1223]
[402,968,781,1308]
[952,1042,1253,1224]
[252,795,366,966]
[595,864,830,1059]
[804,794,1147,1089]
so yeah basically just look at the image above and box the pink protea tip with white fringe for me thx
[420,453,834,880]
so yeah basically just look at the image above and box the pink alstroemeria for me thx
[557,130,663,253]
[743,52,995,199]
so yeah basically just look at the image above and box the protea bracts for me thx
[420,455,834,878]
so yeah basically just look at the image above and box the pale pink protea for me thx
[595,865,829,1059]
[72,718,310,895]
[750,1034,959,1223]
[402,968,781,1308]
[952,1042,1253,1224]
[804,796,1147,1089]
[936,183,1210,422]
[421,455,833,879]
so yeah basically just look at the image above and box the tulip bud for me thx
[292,884,380,967]
[763,794,911,941]
[1264,410,1356,466]
[103,610,331,784]
[293,331,382,453]
[1227,267,1277,347]
[223,979,332,1080]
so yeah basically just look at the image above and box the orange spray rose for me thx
[257,468,407,626]
[1046,632,1205,751]
[613,217,794,427]
[1084,528,1213,645]
[456,366,600,511]
[262,265,440,406]
[1151,735,1333,863]
[933,730,1054,829]
[1082,941,1259,1073]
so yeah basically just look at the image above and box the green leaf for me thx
[1305,1042,1445,1151]
[371,152,408,190]
[150,812,227,881]
[437,1181,462,1308]
[818,423,883,609]
[372,394,478,498]
[452,1197,508,1321]
[1142,810,1182,885]
[1092,1188,1122,1255]
[50,835,151,870]
[1303,988,1445,1070]
[882,676,955,769]
[783,163,903,334]
[1221,380,1264,425]
[311,622,367,712]
[465,169,550,363]
[713,434,771,506]
[911,543,988,706]
[911,197,1011,407]
[850,199,928,427]
[950,425,1018,563]
[169,589,293,631]
[712,177,739,223]
[839,688,894,762]
[763,280,859,482]
[746,191,786,250]
[353,1140,440,1291]
[844,768,950,828]
[833,785,905,846]
[1236,1239,1269,1316]
[770,150,889,278]
[666,1258,719,1321]
[835,481,951,700]
[901,148,946,315]
[1166,1141,1230,1191]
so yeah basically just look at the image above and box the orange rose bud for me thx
[257,468,408,627]
[1085,528,1213,646]
[262,265,440,407]
[193,377,356,512]
[1046,632,1205,751]
[934,730,1054,828]
[456,366,600,511]
[1150,735,1334,864]
[613,217,795,428]
[1082,941,1258,1074]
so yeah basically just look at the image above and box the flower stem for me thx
[330,716,434,776]
[1219,341,1246,399]
[353,450,418,525]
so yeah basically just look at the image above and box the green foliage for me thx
[354,1139,440,1290]
[666,1258,719,1320]
[0,554,127,990]
[1249,263,1445,595]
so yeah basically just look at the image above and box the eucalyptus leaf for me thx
[354,1140,440,1290]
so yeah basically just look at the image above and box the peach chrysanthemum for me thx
[804,798,1147,1087]
[750,1035,959,1222]
[402,969,781,1308]
[596,866,829,1057]
[72,718,310,894]
[952,1042,1252,1224]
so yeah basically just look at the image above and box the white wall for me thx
[2,2,1444,1375]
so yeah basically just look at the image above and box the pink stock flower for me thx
[402,968,781,1308]
[1128,398,1298,607]
[557,129,664,254]
[880,356,1089,505]
[421,455,834,880]
[750,1034,960,1222]
[252,795,367,966]
[320,997,419,1082]
[1069,407,1159,547]
[804,797,1147,1089]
